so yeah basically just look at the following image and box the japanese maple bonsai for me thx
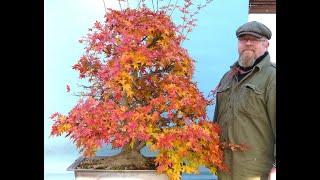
[50,0,243,179]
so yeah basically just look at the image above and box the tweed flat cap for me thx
[236,21,272,40]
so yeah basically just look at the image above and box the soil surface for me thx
[77,151,157,170]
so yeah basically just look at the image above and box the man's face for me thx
[237,34,269,67]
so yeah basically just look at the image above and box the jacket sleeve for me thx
[266,72,276,159]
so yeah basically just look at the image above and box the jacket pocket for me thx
[216,85,231,116]
[243,83,263,95]
[238,83,265,117]
[216,84,231,93]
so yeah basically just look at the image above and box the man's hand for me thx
[268,167,276,180]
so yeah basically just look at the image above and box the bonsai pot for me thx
[67,156,169,180]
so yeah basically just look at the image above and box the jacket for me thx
[214,53,276,180]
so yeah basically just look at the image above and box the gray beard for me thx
[238,55,255,67]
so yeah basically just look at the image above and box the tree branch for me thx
[152,0,155,11]
[146,34,163,48]
[169,0,179,18]
[118,0,122,11]
[136,141,146,151]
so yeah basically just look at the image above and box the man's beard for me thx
[238,50,256,67]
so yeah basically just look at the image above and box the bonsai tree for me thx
[50,0,245,179]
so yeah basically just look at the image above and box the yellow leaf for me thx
[184,166,198,174]
[58,123,71,133]
[132,61,140,70]
[126,90,134,98]
[209,166,217,174]
[118,79,127,86]
[122,82,132,95]
[116,37,121,45]
[146,141,153,147]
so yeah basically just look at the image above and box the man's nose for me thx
[245,40,253,45]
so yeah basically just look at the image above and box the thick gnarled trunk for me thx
[78,141,154,170]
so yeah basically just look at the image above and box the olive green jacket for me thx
[214,54,276,180]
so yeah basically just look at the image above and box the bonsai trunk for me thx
[110,141,150,169]
[78,140,155,170]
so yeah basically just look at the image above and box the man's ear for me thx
[265,40,270,48]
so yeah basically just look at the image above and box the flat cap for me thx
[236,21,272,40]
